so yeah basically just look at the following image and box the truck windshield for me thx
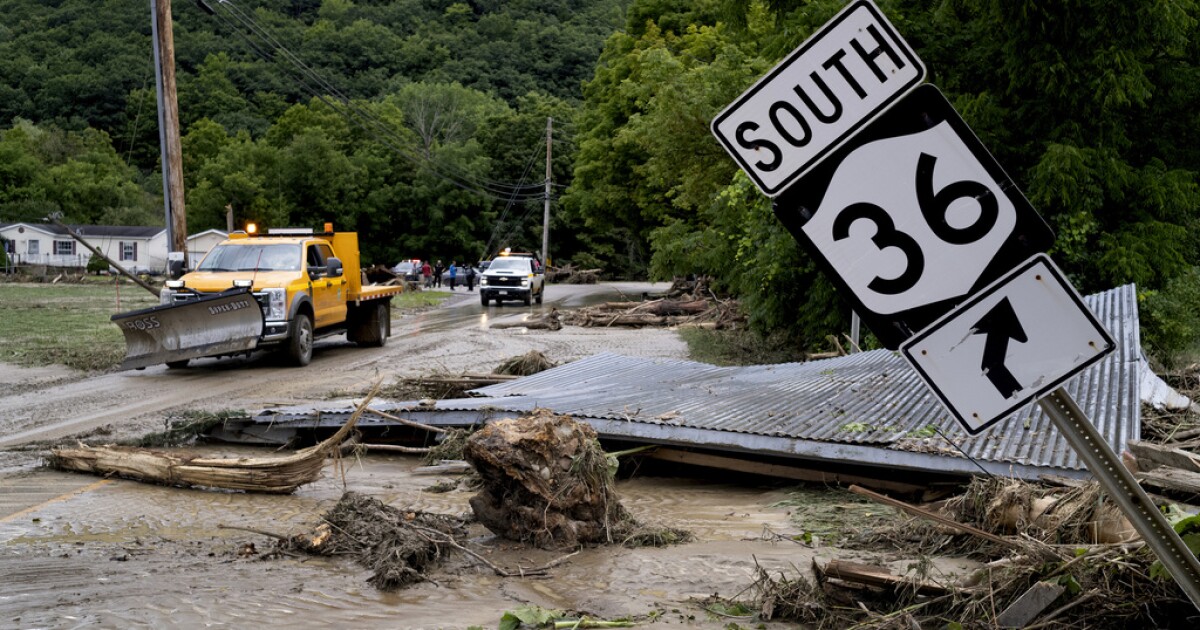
[197,243,301,272]
[488,258,532,272]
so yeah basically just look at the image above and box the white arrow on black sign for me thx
[900,254,1115,434]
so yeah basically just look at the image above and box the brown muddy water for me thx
[0,450,953,629]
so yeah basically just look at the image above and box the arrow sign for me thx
[900,254,1114,434]
[971,298,1026,398]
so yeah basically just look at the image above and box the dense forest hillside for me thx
[0,0,627,262]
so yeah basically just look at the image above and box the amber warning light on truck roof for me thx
[246,222,258,235]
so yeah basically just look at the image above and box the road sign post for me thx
[710,1,1200,609]
[1040,388,1200,609]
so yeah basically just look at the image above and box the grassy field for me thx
[0,281,161,371]
[0,282,452,371]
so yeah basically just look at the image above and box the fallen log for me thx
[1128,440,1200,473]
[49,387,374,493]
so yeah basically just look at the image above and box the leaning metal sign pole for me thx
[711,0,1200,610]
[1040,389,1200,607]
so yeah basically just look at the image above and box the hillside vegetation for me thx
[1,0,1198,361]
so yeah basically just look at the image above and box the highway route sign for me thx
[711,0,924,196]
[900,254,1115,434]
[773,84,1054,348]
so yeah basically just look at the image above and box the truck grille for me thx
[488,276,521,287]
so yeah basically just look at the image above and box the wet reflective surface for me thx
[0,453,818,629]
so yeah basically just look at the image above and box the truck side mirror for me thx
[326,257,343,277]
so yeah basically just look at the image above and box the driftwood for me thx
[818,560,955,596]
[560,296,744,329]
[489,310,562,330]
[546,263,600,284]
[48,389,375,493]
[849,485,1032,553]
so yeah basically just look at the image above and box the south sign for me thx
[711,0,925,196]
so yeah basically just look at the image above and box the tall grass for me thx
[0,281,159,370]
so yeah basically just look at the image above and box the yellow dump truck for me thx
[112,226,402,370]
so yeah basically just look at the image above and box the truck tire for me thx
[352,302,389,348]
[480,294,489,306]
[523,291,532,306]
[535,287,544,305]
[286,313,313,366]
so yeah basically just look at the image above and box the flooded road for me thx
[1,453,829,629]
[0,282,950,627]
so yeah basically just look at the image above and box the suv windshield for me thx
[198,243,302,272]
[488,257,532,273]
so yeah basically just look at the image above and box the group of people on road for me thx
[414,258,477,291]
[446,260,477,291]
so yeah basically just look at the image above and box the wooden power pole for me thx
[542,117,552,266]
[151,0,187,273]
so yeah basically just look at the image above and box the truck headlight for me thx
[520,277,530,287]
[480,277,489,286]
[262,288,286,320]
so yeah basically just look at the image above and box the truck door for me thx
[305,242,348,328]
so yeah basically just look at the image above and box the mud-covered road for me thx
[0,283,948,628]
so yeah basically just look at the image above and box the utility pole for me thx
[150,0,187,275]
[542,117,552,267]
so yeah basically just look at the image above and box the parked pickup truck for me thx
[479,252,544,306]
[112,226,402,370]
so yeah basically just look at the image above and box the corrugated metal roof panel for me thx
[464,284,1141,476]
[242,284,1143,480]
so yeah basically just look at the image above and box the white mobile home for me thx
[0,223,167,273]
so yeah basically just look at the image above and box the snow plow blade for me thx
[112,288,264,370]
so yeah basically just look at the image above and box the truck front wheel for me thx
[287,313,313,366]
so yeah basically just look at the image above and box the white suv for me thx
[479,255,544,306]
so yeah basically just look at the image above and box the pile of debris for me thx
[464,409,633,548]
[545,263,600,284]
[724,478,1199,628]
[382,351,558,400]
[282,492,469,590]
[464,409,688,549]
[560,297,743,329]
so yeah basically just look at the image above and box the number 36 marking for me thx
[831,152,999,296]
[799,117,1019,316]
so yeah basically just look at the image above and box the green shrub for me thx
[1140,267,1200,368]
[86,254,108,274]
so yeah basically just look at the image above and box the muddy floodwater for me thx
[0,283,977,628]
[0,453,871,629]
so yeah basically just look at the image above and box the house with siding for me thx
[0,223,167,273]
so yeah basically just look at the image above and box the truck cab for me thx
[479,250,545,306]
[116,226,401,370]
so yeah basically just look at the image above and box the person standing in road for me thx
[433,260,444,288]
[466,263,476,291]
[449,261,458,290]
[421,260,433,288]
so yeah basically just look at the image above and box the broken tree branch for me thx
[849,484,1033,554]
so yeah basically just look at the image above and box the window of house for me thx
[54,240,75,256]
[27,240,39,255]
[120,241,137,261]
